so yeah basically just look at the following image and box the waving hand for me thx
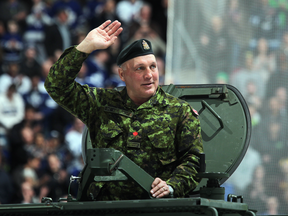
[77,20,123,53]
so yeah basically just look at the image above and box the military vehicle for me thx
[0,84,253,216]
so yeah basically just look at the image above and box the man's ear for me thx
[118,67,125,82]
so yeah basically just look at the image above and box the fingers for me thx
[111,27,123,38]
[106,20,122,36]
[150,177,170,198]
[99,20,112,30]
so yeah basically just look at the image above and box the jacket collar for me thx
[120,87,169,110]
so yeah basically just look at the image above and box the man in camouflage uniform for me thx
[45,20,203,200]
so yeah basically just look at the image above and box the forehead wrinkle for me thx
[133,56,156,66]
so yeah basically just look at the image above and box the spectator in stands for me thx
[116,0,143,25]
[256,96,288,148]
[40,153,69,201]
[39,59,54,90]
[75,62,96,87]
[277,158,288,213]
[244,80,263,110]
[226,146,261,195]
[9,126,35,186]
[275,86,288,116]
[280,188,288,213]
[44,7,73,60]
[253,37,276,84]
[20,180,39,203]
[0,0,28,33]
[257,120,287,171]
[0,62,32,94]
[128,2,164,43]
[115,0,143,42]
[0,21,7,74]
[249,0,280,50]
[230,51,266,100]
[45,130,65,155]
[104,38,125,88]
[266,51,288,99]
[9,105,42,143]
[12,151,41,193]
[23,0,53,63]
[254,95,288,191]
[126,24,166,57]
[85,49,110,87]
[0,84,25,131]
[83,0,105,29]
[1,19,24,63]
[21,126,37,157]
[89,0,120,30]
[0,20,6,41]
[277,31,288,62]
[8,105,43,170]
[199,15,231,83]
[0,149,14,204]
[243,165,269,213]
[106,34,122,67]
[153,0,168,42]
[225,0,249,71]
[47,106,74,141]
[48,0,84,31]
[104,63,126,88]
[22,73,58,131]
[19,45,42,78]
[263,196,280,215]
[65,117,84,177]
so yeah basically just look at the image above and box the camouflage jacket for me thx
[45,46,203,200]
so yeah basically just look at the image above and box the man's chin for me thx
[142,89,156,98]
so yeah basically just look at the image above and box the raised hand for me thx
[76,20,123,54]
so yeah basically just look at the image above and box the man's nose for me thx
[144,69,152,79]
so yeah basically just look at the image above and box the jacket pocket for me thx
[147,127,176,165]
[101,119,123,140]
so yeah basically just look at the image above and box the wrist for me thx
[76,40,95,54]
[168,185,174,198]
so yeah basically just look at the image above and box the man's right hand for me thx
[76,20,123,54]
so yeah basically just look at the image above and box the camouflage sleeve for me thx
[166,103,203,197]
[44,46,94,125]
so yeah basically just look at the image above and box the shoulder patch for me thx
[192,108,199,117]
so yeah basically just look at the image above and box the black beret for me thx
[116,39,154,66]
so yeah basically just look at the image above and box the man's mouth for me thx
[142,82,153,86]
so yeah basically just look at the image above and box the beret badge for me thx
[142,40,150,50]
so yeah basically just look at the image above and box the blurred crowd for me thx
[196,0,288,214]
[1,0,288,214]
[0,0,167,204]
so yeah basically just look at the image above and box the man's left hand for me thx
[150,177,170,198]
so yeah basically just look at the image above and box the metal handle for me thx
[201,100,224,128]
[110,154,124,173]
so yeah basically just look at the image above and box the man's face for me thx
[118,54,159,105]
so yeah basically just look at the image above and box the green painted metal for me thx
[77,148,154,201]
[161,84,251,190]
